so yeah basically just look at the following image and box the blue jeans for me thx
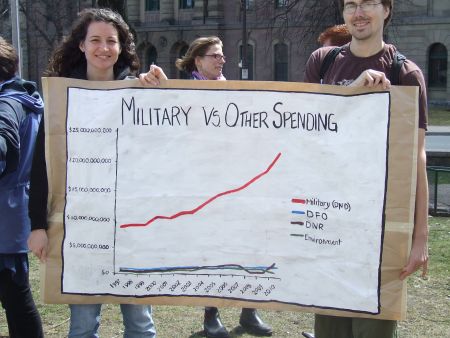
[68,304,156,338]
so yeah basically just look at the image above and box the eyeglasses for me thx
[204,53,226,61]
[343,2,382,14]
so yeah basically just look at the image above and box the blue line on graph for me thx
[291,210,305,214]
[119,263,277,275]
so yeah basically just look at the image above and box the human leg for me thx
[314,314,398,338]
[352,317,398,338]
[0,266,43,338]
[68,303,102,338]
[121,304,156,338]
[239,308,272,336]
[314,314,352,338]
[204,307,229,338]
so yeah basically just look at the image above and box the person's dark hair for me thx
[175,36,223,74]
[339,0,393,28]
[318,24,352,46]
[46,8,139,77]
[0,37,18,81]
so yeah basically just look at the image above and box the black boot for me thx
[239,308,273,336]
[204,307,229,338]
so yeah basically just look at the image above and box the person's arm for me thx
[399,128,429,280]
[28,229,48,262]
[139,64,168,86]
[303,49,323,83]
[28,118,49,262]
[0,132,6,174]
[0,100,20,177]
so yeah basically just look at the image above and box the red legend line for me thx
[120,152,282,228]
[291,198,306,204]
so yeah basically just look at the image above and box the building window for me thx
[180,0,194,9]
[275,0,289,8]
[428,43,447,88]
[145,0,159,11]
[240,43,254,80]
[146,45,158,69]
[246,0,254,10]
[274,43,288,81]
[179,45,189,79]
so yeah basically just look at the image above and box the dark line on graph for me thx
[113,128,118,274]
[119,263,277,275]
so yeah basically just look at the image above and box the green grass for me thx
[427,168,450,184]
[429,107,450,126]
[1,217,449,337]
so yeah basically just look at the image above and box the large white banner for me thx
[62,86,389,315]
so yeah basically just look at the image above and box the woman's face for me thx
[195,44,226,80]
[79,21,121,80]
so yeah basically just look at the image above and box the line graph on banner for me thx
[112,129,283,279]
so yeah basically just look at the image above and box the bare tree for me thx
[237,0,341,48]
[18,0,80,82]
[96,0,127,19]
[0,0,11,40]
[241,0,421,47]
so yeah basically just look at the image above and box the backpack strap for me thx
[390,51,406,86]
[319,47,406,85]
[319,46,343,84]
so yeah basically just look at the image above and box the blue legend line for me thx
[292,210,305,215]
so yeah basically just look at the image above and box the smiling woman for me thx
[79,21,122,80]
[28,7,157,338]
[44,8,139,80]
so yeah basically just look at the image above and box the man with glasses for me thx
[304,1,429,337]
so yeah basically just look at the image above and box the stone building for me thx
[391,0,450,103]
[128,0,334,82]
[128,0,450,104]
[2,0,449,104]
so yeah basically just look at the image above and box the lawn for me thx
[1,217,449,337]
[429,107,450,126]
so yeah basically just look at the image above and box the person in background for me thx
[27,8,163,338]
[174,36,272,338]
[0,36,44,338]
[304,0,428,337]
[317,24,352,47]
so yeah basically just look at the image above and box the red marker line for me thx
[291,198,306,204]
[120,152,282,228]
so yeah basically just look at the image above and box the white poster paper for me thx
[62,87,390,315]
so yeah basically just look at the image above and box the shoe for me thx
[204,307,229,338]
[239,308,273,336]
[302,332,315,338]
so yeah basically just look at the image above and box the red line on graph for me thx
[292,198,306,204]
[120,152,282,229]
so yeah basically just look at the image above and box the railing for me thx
[427,166,450,216]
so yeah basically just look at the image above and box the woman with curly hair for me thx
[27,8,165,337]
